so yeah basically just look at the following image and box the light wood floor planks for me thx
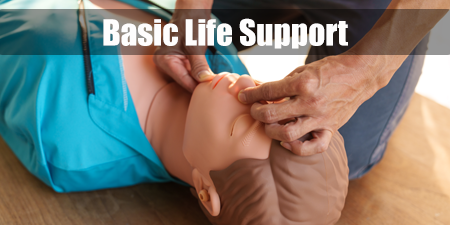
[337,93,450,225]
[0,93,449,225]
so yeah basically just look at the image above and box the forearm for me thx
[349,0,449,88]
[172,0,214,27]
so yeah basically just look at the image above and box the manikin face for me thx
[183,73,272,216]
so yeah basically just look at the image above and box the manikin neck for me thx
[122,54,195,187]
[145,78,195,186]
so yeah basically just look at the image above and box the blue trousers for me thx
[212,0,429,179]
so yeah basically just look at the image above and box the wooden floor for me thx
[0,93,449,225]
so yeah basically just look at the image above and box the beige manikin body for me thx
[91,0,272,189]
[90,0,198,187]
[92,1,349,224]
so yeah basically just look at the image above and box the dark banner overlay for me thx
[0,9,448,55]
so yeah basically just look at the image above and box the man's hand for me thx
[237,0,449,156]
[153,0,215,92]
[238,54,393,156]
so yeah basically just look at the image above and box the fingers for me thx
[261,105,334,156]
[188,54,215,83]
[154,54,198,92]
[281,130,333,156]
[153,47,214,93]
[237,79,297,104]
[253,79,264,86]
[264,116,318,142]
[250,100,303,124]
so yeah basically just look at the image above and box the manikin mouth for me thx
[212,74,229,89]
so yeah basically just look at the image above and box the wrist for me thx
[342,50,405,90]
[173,0,212,24]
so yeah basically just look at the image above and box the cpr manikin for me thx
[131,71,349,224]
[92,1,349,224]
[183,74,348,224]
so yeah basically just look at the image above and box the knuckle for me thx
[304,96,326,112]
[261,109,275,123]
[163,54,179,63]
[302,82,317,96]
[190,62,205,73]
[317,143,327,153]
[295,75,318,96]
[281,126,299,142]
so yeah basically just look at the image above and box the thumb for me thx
[282,130,333,156]
[238,79,291,104]
[154,54,197,92]
[188,54,215,82]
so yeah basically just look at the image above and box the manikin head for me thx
[183,73,349,224]
[183,73,271,215]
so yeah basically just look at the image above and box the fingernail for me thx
[238,90,246,103]
[198,70,214,82]
[280,141,292,150]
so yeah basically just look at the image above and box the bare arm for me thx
[353,0,449,88]
[238,0,449,156]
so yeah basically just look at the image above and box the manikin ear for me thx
[192,169,221,216]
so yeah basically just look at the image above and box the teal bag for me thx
[0,0,248,192]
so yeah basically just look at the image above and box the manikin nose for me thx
[228,75,256,98]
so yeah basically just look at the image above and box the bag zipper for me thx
[78,0,95,95]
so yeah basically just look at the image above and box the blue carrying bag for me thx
[0,0,248,192]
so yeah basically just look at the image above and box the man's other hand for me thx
[238,54,392,156]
